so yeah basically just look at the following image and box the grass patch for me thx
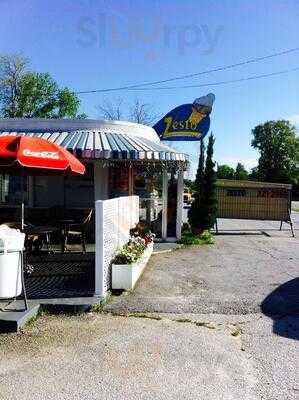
[20,307,50,331]
[292,208,299,213]
[179,229,215,246]
[22,313,39,330]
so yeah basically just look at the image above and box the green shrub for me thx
[199,229,214,244]
[181,222,191,233]
[179,232,202,245]
[179,229,214,246]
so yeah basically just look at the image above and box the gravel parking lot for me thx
[0,215,298,400]
[105,216,299,315]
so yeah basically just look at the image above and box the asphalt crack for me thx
[102,310,250,338]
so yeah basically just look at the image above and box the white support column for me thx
[95,199,105,296]
[94,163,108,296]
[162,169,168,240]
[176,169,184,240]
[94,162,109,201]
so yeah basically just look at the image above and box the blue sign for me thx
[153,93,215,141]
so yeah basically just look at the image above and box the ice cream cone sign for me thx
[153,93,215,141]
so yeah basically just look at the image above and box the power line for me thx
[75,46,299,94]
[120,66,299,91]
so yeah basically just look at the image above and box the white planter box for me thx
[112,242,153,290]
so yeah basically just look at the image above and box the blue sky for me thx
[1,0,299,177]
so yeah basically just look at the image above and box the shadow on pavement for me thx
[261,278,299,340]
[214,231,265,236]
[214,228,297,237]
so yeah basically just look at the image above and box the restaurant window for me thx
[64,163,94,208]
[109,166,129,198]
[167,173,178,237]
[134,170,163,239]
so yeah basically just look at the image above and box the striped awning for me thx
[0,119,188,164]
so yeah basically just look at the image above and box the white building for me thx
[0,118,189,240]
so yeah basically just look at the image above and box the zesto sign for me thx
[153,93,215,141]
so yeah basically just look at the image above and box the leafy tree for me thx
[234,163,248,180]
[0,54,28,117]
[248,166,260,181]
[251,120,299,184]
[184,179,193,188]
[0,54,85,118]
[217,164,235,179]
[189,135,218,232]
[184,179,195,193]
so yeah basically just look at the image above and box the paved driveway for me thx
[105,215,299,315]
[101,215,299,399]
[0,215,298,400]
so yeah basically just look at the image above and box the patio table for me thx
[24,226,58,254]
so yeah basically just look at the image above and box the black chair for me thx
[64,210,93,254]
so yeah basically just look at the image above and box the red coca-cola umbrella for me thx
[0,135,85,228]
[0,135,85,175]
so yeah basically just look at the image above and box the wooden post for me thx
[128,166,134,196]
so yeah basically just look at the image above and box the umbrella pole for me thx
[21,202,24,230]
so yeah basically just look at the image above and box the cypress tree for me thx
[188,139,205,231]
[189,134,218,232]
[195,139,205,190]
[200,134,218,229]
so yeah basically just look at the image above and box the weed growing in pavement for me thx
[90,291,113,312]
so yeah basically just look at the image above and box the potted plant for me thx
[112,225,154,290]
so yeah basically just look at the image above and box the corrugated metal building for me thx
[0,118,189,239]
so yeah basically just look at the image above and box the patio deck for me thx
[25,250,95,299]
[0,249,98,332]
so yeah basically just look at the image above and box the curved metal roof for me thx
[0,119,188,163]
